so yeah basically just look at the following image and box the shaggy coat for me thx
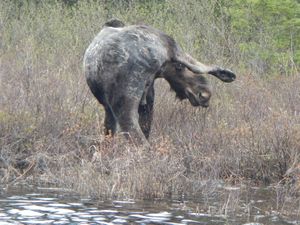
[84,20,236,145]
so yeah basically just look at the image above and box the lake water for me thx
[0,186,299,225]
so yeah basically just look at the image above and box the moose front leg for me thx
[103,106,117,136]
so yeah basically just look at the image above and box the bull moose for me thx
[84,19,236,145]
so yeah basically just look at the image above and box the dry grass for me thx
[0,0,299,217]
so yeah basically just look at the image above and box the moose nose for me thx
[200,91,211,100]
[199,91,211,108]
[200,91,211,102]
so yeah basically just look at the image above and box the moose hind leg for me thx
[138,84,154,139]
[86,81,117,136]
[112,97,148,145]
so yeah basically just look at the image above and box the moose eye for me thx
[175,63,184,71]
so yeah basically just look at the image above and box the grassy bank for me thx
[0,0,299,216]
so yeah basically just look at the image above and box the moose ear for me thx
[208,67,236,83]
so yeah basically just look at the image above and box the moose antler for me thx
[174,54,236,82]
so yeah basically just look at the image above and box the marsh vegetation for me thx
[0,0,299,219]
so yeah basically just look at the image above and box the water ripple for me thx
[0,190,297,225]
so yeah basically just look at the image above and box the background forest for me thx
[0,0,300,216]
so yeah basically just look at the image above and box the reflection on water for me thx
[0,187,298,225]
